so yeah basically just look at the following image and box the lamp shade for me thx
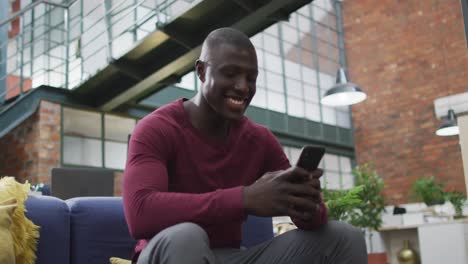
[436,109,459,136]
[321,68,367,107]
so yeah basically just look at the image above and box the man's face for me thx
[197,43,258,121]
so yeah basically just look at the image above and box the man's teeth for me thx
[228,98,244,105]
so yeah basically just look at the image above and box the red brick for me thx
[344,0,467,204]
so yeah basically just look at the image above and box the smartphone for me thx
[295,145,325,172]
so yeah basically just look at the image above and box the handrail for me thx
[0,0,78,27]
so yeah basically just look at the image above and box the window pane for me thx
[251,88,267,108]
[340,156,352,173]
[289,147,302,165]
[282,146,291,159]
[324,171,340,189]
[319,72,335,90]
[304,83,319,102]
[178,71,196,90]
[298,15,311,33]
[284,60,301,80]
[264,24,279,36]
[313,5,328,24]
[305,103,321,122]
[298,5,310,16]
[257,49,264,68]
[337,110,351,128]
[267,91,285,113]
[266,72,284,92]
[105,114,136,142]
[287,97,304,117]
[63,108,101,138]
[342,173,355,189]
[264,53,282,74]
[322,106,337,125]
[282,24,299,44]
[105,141,127,169]
[251,33,263,47]
[264,34,280,55]
[302,66,318,85]
[324,153,339,171]
[63,136,102,167]
[286,78,302,97]
[257,68,266,87]
[318,56,339,76]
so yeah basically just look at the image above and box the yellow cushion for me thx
[0,177,40,264]
[0,198,17,264]
[109,257,132,264]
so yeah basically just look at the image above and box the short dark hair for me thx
[202,27,254,52]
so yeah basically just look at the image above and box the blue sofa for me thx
[24,195,274,264]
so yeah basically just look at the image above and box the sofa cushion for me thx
[25,195,70,264]
[67,197,136,264]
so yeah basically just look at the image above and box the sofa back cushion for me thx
[67,197,136,264]
[25,195,70,264]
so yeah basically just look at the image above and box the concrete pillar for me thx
[458,114,468,196]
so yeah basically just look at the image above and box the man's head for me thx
[196,27,258,121]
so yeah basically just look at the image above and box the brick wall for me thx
[0,100,124,196]
[343,0,468,204]
[0,100,60,184]
[37,101,61,183]
[0,110,40,182]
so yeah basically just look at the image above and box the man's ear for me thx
[195,60,206,83]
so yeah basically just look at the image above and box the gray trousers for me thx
[137,221,367,264]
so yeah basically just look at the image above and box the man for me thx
[123,27,367,264]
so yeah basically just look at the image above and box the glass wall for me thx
[283,145,354,190]
[175,0,351,128]
[0,0,201,100]
[62,106,137,170]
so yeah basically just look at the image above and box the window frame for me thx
[60,105,138,171]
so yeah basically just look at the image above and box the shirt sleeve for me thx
[123,118,244,240]
[262,128,291,173]
[262,128,328,229]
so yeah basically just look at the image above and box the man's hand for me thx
[243,166,323,221]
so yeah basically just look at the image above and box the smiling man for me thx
[123,27,367,264]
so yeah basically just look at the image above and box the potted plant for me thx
[323,163,387,264]
[348,164,386,263]
[323,185,364,221]
[445,191,466,219]
[410,176,445,206]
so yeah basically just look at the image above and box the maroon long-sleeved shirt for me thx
[123,99,327,260]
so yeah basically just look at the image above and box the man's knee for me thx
[138,223,212,264]
[324,221,365,245]
[157,222,209,247]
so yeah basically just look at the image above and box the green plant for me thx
[323,185,364,221]
[411,176,445,206]
[348,163,386,232]
[323,163,386,253]
[446,191,466,218]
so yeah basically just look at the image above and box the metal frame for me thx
[60,102,138,170]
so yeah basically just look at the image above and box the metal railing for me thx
[0,0,200,103]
